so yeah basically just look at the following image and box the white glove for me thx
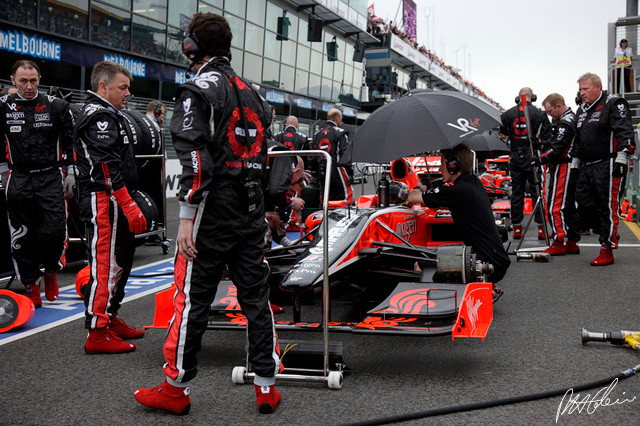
[63,170,76,200]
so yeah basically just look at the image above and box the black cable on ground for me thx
[344,364,640,426]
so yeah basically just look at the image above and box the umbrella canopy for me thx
[352,90,502,163]
[464,133,510,158]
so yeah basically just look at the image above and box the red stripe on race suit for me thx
[89,192,114,328]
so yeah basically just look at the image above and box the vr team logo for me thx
[183,98,192,114]
[447,117,480,137]
[227,107,264,159]
[97,121,108,131]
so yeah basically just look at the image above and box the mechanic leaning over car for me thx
[0,59,75,308]
[572,72,635,266]
[500,87,553,241]
[408,143,511,302]
[134,13,282,416]
[74,61,147,354]
[310,108,354,204]
[534,93,581,256]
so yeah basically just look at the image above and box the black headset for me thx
[515,92,537,104]
[444,152,460,174]
[182,32,203,62]
[154,102,163,118]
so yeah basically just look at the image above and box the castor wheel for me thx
[232,366,247,384]
[161,240,171,255]
[327,371,343,389]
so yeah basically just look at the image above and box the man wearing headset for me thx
[499,87,552,240]
[408,144,510,301]
[145,100,165,131]
[134,13,281,416]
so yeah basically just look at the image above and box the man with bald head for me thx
[500,87,552,240]
[311,108,353,204]
[274,115,308,151]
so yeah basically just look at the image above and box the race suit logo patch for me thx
[34,113,49,121]
[227,107,264,159]
[7,103,19,112]
[9,126,21,132]
[318,138,331,152]
[618,104,627,118]
[183,98,191,114]
[10,224,28,250]
[35,103,46,113]
[97,121,108,132]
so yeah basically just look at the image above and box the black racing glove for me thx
[613,158,627,178]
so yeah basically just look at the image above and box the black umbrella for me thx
[352,90,502,163]
[464,133,510,157]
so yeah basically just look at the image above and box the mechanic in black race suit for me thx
[408,144,511,301]
[74,61,147,354]
[500,87,553,240]
[311,108,354,204]
[572,72,635,266]
[534,93,581,256]
[273,115,308,150]
[0,60,75,308]
[134,13,282,416]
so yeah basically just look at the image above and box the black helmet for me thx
[388,180,410,205]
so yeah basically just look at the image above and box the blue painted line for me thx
[0,258,175,345]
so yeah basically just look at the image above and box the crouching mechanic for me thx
[134,13,281,416]
[0,60,75,307]
[408,144,510,300]
[74,61,147,354]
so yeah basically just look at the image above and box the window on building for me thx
[168,0,196,29]
[280,64,295,92]
[281,38,296,65]
[0,0,36,27]
[296,45,310,70]
[245,22,264,56]
[225,0,245,18]
[262,58,279,88]
[243,52,262,83]
[246,0,266,26]
[167,26,188,66]
[225,13,245,49]
[39,0,88,40]
[309,73,321,98]
[198,2,221,14]
[265,2,282,35]
[132,0,167,22]
[295,69,309,95]
[230,47,243,73]
[264,30,281,62]
[91,3,131,51]
[132,15,166,59]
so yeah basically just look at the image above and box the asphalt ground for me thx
[2,189,640,425]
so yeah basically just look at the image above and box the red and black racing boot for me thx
[590,244,614,266]
[108,314,145,339]
[25,283,42,308]
[43,269,59,301]
[134,380,191,415]
[542,240,566,256]
[85,328,136,354]
[255,384,282,414]
[537,225,546,240]
[565,239,580,254]
[512,225,523,240]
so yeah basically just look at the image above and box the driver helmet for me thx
[389,180,409,205]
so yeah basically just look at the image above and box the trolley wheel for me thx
[327,371,343,389]
[232,366,247,384]
[161,240,171,255]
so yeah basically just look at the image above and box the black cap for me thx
[621,38,628,43]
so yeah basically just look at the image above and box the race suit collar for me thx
[583,91,604,111]
[196,56,231,77]
[86,90,121,114]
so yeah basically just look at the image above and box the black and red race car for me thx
[148,155,496,343]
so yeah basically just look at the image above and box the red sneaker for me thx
[255,384,282,414]
[43,270,58,301]
[566,239,580,254]
[542,240,566,256]
[537,225,545,240]
[85,328,136,354]
[109,316,145,339]
[590,245,614,266]
[25,284,42,308]
[512,225,523,240]
[134,380,191,415]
